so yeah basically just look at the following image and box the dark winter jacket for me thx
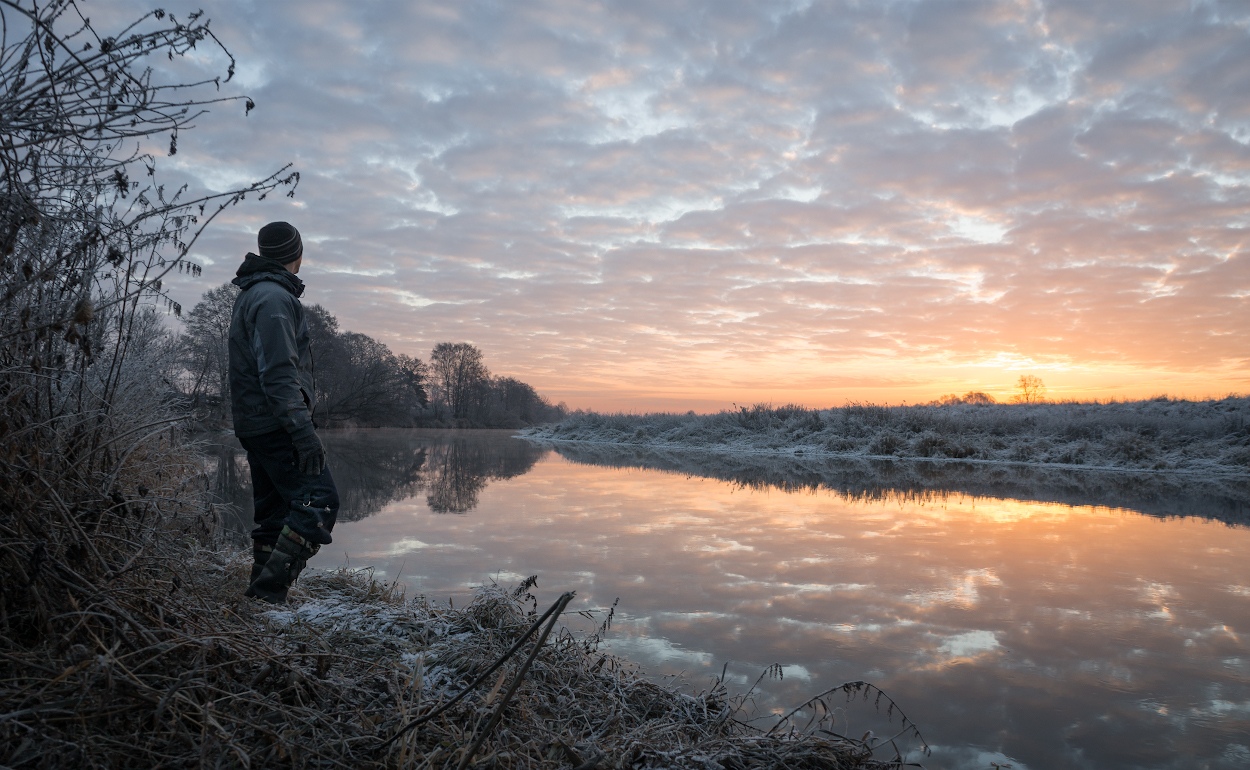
[228,253,317,438]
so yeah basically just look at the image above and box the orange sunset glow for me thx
[144,0,1247,411]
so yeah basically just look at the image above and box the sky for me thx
[109,0,1249,412]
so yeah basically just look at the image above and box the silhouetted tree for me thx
[430,342,489,421]
[314,328,429,425]
[1012,375,1047,404]
[179,283,239,425]
[931,391,997,406]
[181,298,562,429]
[292,303,429,426]
[180,296,429,428]
[466,376,566,427]
[305,303,341,365]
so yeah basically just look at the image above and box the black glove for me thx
[290,425,325,476]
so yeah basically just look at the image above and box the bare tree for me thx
[1012,375,1047,404]
[429,342,489,420]
[179,283,239,425]
[473,376,566,426]
[314,330,428,425]
[304,305,429,426]
[395,354,430,410]
[180,298,431,428]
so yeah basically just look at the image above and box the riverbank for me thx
[1,542,926,769]
[542,441,1250,525]
[522,397,1250,477]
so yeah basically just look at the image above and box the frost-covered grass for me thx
[0,549,927,769]
[550,443,1250,524]
[523,396,1250,476]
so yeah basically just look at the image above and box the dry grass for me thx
[1,540,928,769]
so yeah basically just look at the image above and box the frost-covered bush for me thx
[521,397,1250,474]
[0,2,296,647]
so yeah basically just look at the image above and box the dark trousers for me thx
[239,429,339,547]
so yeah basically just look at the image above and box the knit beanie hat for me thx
[257,221,303,264]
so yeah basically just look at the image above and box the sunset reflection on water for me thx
[215,431,1250,769]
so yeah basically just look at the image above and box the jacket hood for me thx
[232,252,305,297]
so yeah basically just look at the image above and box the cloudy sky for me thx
[125,0,1248,411]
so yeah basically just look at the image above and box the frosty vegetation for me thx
[551,443,1250,525]
[3,553,929,769]
[1,0,296,648]
[524,396,1250,476]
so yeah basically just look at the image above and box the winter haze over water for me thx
[133,0,1249,410]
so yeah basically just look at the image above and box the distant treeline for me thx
[523,397,1250,475]
[178,283,566,429]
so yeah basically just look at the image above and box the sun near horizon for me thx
[529,357,1248,415]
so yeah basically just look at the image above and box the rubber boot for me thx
[249,543,274,584]
[245,526,319,604]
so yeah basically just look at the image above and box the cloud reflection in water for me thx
[217,430,1249,769]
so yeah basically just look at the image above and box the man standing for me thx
[228,221,339,603]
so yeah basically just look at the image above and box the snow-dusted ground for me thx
[522,397,1250,477]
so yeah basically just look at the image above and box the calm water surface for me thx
[212,430,1250,770]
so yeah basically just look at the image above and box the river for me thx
[207,429,1250,770]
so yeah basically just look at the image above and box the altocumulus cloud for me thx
[121,0,1248,410]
